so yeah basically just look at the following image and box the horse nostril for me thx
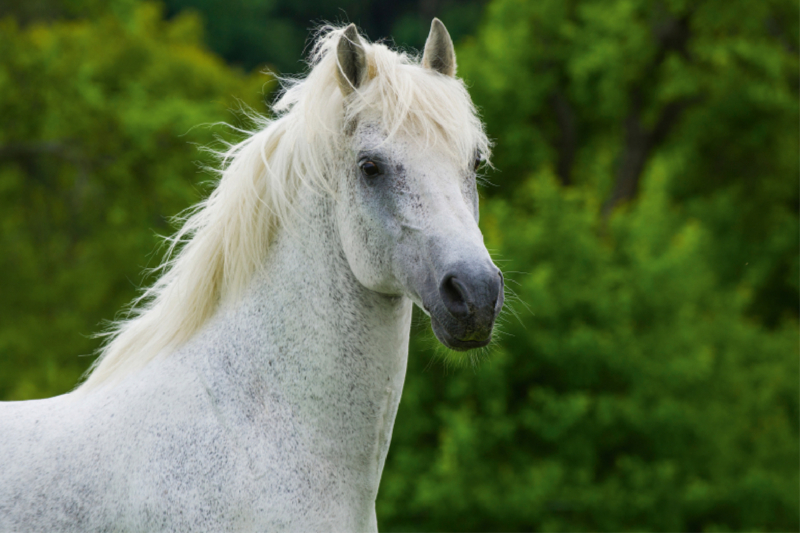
[439,274,471,318]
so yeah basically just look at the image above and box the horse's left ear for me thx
[422,18,456,77]
[336,24,367,96]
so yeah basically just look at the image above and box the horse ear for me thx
[336,24,367,96]
[422,18,456,77]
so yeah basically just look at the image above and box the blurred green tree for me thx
[379,172,798,531]
[0,0,137,25]
[160,0,488,73]
[0,2,268,399]
[457,0,798,326]
[0,0,797,531]
[377,0,799,530]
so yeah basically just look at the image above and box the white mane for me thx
[78,25,490,392]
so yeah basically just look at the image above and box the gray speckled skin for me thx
[0,94,500,533]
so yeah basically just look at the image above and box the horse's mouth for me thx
[430,315,492,351]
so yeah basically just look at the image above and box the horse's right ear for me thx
[422,18,456,77]
[336,24,367,97]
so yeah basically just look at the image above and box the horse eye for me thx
[474,154,485,172]
[359,160,381,178]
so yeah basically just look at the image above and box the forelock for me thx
[274,25,491,169]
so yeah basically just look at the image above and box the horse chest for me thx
[122,354,391,529]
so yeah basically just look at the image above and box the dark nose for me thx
[439,263,503,321]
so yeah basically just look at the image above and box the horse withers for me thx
[0,20,503,532]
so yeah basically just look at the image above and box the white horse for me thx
[0,20,502,532]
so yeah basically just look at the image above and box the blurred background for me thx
[0,0,797,530]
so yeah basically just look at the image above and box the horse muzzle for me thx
[425,261,504,351]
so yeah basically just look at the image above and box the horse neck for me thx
[195,184,413,484]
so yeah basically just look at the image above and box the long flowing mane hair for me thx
[77,25,490,393]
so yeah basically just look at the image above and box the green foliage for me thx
[1,1,797,531]
[0,3,268,400]
[0,0,137,25]
[377,0,799,531]
[161,0,488,73]
[379,170,799,531]
[455,0,799,325]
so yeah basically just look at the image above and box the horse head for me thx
[331,21,504,350]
